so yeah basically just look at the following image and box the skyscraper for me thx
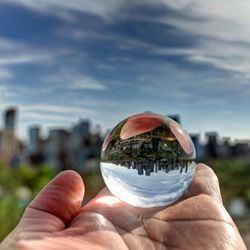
[205,132,219,158]
[0,107,19,162]
[28,126,41,154]
[190,133,204,160]
[4,107,17,133]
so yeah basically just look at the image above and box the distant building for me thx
[190,133,204,160]
[1,105,250,171]
[218,137,232,158]
[46,129,71,171]
[28,126,41,155]
[70,120,91,171]
[28,126,45,165]
[167,114,181,124]
[0,107,19,163]
[72,120,90,136]
[232,141,250,158]
[205,132,219,158]
[4,107,17,132]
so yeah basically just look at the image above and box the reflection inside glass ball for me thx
[100,113,196,208]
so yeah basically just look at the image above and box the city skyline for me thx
[0,106,249,171]
[112,159,194,176]
[0,1,250,139]
[1,106,250,144]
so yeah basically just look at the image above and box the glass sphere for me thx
[100,113,196,208]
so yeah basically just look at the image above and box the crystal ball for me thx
[100,113,196,207]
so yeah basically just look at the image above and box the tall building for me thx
[72,120,90,136]
[46,128,71,171]
[4,107,17,132]
[0,107,19,162]
[190,133,204,160]
[205,132,219,158]
[28,126,41,155]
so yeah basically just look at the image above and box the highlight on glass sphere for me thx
[100,113,196,208]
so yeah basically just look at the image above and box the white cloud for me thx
[16,103,99,138]
[44,70,107,91]
[7,0,249,78]
[0,68,13,79]
[0,36,72,69]
[149,40,250,79]
[69,75,107,90]
[59,28,154,51]
[0,53,52,66]
[22,104,96,116]
[135,60,247,105]
[22,112,73,123]
[0,0,125,20]
[0,84,17,98]
[143,0,250,79]
[161,0,250,43]
[62,15,250,80]
[0,85,14,115]
[0,37,25,51]
[0,85,5,92]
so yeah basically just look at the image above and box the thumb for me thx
[186,163,222,202]
[18,170,85,232]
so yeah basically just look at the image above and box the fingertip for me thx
[196,163,220,186]
[187,162,222,202]
[54,170,85,193]
[196,162,215,173]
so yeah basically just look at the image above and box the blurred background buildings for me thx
[0,107,102,171]
[1,107,250,171]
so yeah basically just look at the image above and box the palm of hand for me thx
[1,164,246,250]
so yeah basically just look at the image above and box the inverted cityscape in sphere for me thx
[100,113,196,207]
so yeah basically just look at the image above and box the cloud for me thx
[160,0,250,44]
[44,70,108,91]
[0,53,53,66]
[20,105,95,126]
[5,0,249,79]
[16,103,99,137]
[58,28,154,51]
[22,112,74,123]
[0,84,17,99]
[22,104,96,116]
[1,0,250,140]
[0,37,25,51]
[0,68,13,79]
[61,0,250,80]
[135,60,250,107]
[135,0,250,79]
[59,7,250,80]
[0,0,125,20]
[0,85,5,92]
[0,36,72,68]
[0,85,15,114]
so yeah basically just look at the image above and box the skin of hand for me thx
[0,163,246,250]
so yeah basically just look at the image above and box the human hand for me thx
[0,164,246,250]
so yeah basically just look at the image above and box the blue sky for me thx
[0,0,250,140]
